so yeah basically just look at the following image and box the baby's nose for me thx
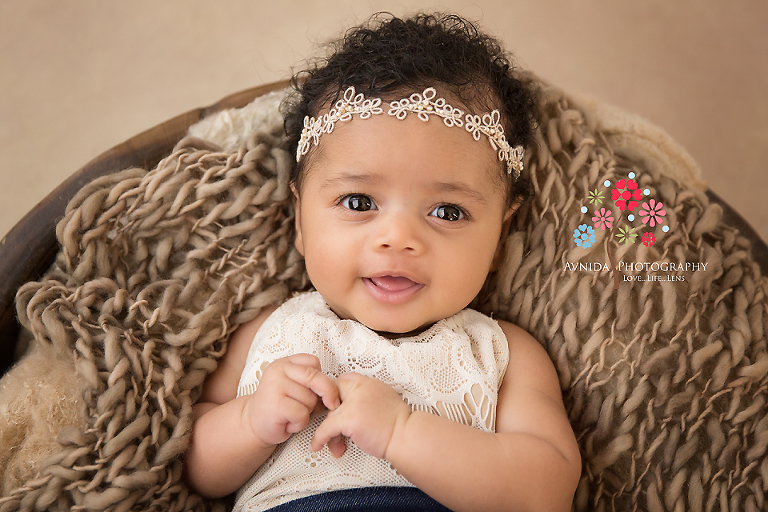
[375,214,424,253]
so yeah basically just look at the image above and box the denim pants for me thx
[265,486,453,511]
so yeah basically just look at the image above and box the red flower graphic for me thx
[592,207,614,230]
[642,232,656,247]
[611,179,643,211]
[639,199,666,227]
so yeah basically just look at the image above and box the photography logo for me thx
[573,171,671,288]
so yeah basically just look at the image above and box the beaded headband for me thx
[296,86,525,179]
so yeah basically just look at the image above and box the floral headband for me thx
[296,86,525,179]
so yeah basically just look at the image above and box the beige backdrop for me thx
[1,0,766,243]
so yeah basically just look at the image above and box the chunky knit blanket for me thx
[0,75,766,512]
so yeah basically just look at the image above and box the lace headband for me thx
[296,87,524,178]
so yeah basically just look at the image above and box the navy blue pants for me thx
[265,487,453,511]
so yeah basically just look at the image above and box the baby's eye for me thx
[429,204,466,221]
[340,194,377,212]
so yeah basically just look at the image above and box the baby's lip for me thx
[363,274,424,304]
[367,275,421,291]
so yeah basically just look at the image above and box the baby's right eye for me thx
[340,194,377,212]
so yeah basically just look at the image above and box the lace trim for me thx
[297,86,524,178]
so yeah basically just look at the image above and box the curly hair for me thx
[283,12,539,206]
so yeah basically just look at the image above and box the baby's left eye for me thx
[429,204,466,221]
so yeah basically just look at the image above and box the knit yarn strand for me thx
[1,77,766,512]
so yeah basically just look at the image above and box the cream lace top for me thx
[233,291,509,512]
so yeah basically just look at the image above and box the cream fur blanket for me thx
[0,75,766,512]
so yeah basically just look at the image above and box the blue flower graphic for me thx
[573,224,596,248]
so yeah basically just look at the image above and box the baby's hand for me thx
[311,373,411,459]
[246,354,340,448]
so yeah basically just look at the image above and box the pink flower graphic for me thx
[611,179,643,211]
[642,232,656,247]
[639,199,666,227]
[592,207,614,230]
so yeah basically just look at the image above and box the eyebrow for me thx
[320,172,384,189]
[320,173,488,205]
[432,181,488,205]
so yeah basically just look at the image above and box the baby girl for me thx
[185,13,580,512]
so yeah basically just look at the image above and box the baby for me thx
[185,13,581,512]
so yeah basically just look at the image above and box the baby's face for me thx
[293,111,509,335]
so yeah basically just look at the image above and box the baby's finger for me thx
[281,379,322,412]
[311,410,344,452]
[285,353,323,369]
[327,435,347,458]
[285,360,341,411]
[280,396,312,434]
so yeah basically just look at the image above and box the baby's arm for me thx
[312,320,581,512]
[184,306,340,498]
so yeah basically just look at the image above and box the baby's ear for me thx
[491,203,519,271]
[503,201,520,223]
[291,184,305,256]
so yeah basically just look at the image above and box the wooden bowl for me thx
[0,81,289,375]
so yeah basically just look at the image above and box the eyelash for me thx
[337,193,469,221]
[338,193,377,212]
[430,204,467,222]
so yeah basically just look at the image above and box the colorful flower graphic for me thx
[577,172,673,289]
[588,189,604,205]
[639,199,666,227]
[611,178,643,211]
[616,226,638,245]
[573,224,596,248]
[642,232,656,247]
[592,208,614,230]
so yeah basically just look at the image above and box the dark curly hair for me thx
[283,12,539,206]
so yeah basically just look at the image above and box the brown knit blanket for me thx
[0,76,766,512]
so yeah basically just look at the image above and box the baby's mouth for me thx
[368,275,420,291]
[363,275,424,303]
